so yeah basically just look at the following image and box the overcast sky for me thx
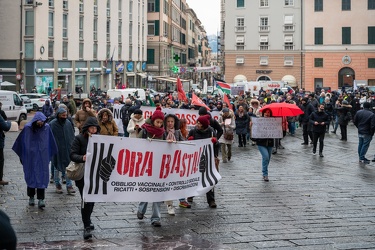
[186,0,220,36]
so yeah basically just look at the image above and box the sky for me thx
[186,0,220,36]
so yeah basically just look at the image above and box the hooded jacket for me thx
[12,112,58,188]
[97,108,118,136]
[127,113,146,138]
[74,98,96,131]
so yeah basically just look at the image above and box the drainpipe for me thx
[300,0,303,90]
[19,0,23,92]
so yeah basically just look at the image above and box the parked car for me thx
[146,88,165,98]
[20,96,33,113]
[20,93,50,111]
[0,90,27,124]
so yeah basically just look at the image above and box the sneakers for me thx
[152,221,161,227]
[359,159,370,164]
[167,205,175,215]
[83,227,92,240]
[263,176,269,182]
[137,211,144,220]
[38,199,45,208]
[67,186,76,195]
[179,201,191,208]
[312,151,316,155]
[208,201,217,208]
[187,197,193,203]
[56,185,63,194]
[62,176,66,184]
[29,197,35,206]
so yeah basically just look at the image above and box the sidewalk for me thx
[1,124,375,249]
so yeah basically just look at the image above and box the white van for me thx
[107,88,146,102]
[0,90,28,123]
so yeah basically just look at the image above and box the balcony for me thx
[283,24,295,32]
[284,44,294,50]
[259,26,270,32]
[259,45,269,51]
[235,26,246,32]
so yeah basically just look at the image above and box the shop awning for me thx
[137,73,147,78]
[126,72,136,77]
[153,76,190,83]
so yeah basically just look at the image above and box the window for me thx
[342,0,351,10]
[315,0,323,11]
[118,20,122,42]
[260,17,269,32]
[62,41,68,58]
[25,0,33,5]
[260,36,269,50]
[106,0,110,17]
[79,0,84,13]
[314,58,323,67]
[106,44,110,59]
[236,35,245,51]
[260,56,269,65]
[148,21,155,35]
[93,43,97,59]
[118,45,122,60]
[147,49,155,64]
[285,0,294,6]
[315,27,323,45]
[284,56,294,66]
[342,27,351,44]
[79,42,84,59]
[369,26,375,44]
[284,35,294,50]
[236,17,245,32]
[93,18,98,41]
[118,0,122,15]
[25,41,34,58]
[63,14,68,38]
[368,58,375,68]
[94,0,98,15]
[79,16,84,40]
[260,0,268,7]
[106,19,110,42]
[237,0,244,8]
[48,40,54,58]
[63,0,68,9]
[49,0,54,7]
[148,0,155,12]
[48,12,54,37]
[284,15,294,31]
[25,11,34,36]
[369,0,375,9]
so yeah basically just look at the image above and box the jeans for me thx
[257,145,273,177]
[333,115,339,132]
[358,134,373,160]
[123,125,129,137]
[238,134,246,146]
[54,168,72,188]
[138,202,162,223]
[288,122,296,135]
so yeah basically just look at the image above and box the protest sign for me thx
[251,117,283,138]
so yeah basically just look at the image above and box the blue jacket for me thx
[0,115,11,149]
[12,112,58,188]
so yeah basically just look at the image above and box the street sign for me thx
[16,74,22,80]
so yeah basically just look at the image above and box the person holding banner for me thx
[163,114,191,213]
[70,117,101,239]
[137,107,165,227]
[97,108,118,136]
[252,109,274,182]
[187,115,219,208]
[127,109,145,138]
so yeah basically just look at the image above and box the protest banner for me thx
[83,135,221,202]
[112,105,220,133]
[251,117,283,138]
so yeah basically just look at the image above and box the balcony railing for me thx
[259,25,269,32]
[259,45,269,50]
[283,24,295,32]
[235,26,246,32]
[284,44,294,50]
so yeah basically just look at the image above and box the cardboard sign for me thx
[252,117,283,138]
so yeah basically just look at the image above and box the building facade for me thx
[0,0,148,94]
[223,0,302,88]
[304,0,375,91]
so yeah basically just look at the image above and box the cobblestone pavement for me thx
[1,120,375,249]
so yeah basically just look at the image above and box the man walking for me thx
[353,102,375,164]
[310,103,330,157]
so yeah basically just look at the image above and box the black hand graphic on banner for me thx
[99,155,116,183]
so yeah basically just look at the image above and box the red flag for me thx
[191,92,210,110]
[223,94,232,110]
[176,77,188,102]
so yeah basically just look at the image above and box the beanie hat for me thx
[134,109,143,115]
[198,107,208,116]
[197,115,210,129]
[151,106,164,122]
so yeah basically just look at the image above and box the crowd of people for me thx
[3,85,375,242]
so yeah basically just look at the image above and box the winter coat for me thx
[188,126,218,157]
[163,114,185,142]
[42,100,54,118]
[127,113,145,138]
[12,112,58,188]
[337,104,352,126]
[234,111,249,135]
[49,109,75,172]
[353,108,375,135]
[74,98,96,131]
[0,115,11,149]
[97,108,118,136]
[309,110,330,134]
[299,102,315,124]
[218,112,236,144]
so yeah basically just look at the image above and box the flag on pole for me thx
[213,77,231,94]
[147,94,156,107]
[223,94,233,110]
[177,77,188,102]
[191,93,210,110]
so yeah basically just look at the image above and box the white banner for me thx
[83,135,221,202]
[252,117,283,138]
[112,105,221,133]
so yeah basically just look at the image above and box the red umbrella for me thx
[259,102,304,117]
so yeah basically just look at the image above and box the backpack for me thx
[121,106,131,126]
